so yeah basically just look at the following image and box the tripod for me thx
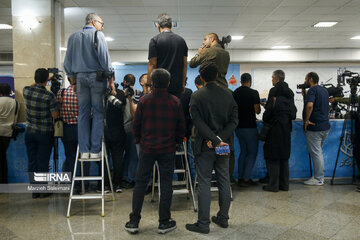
[331,88,358,185]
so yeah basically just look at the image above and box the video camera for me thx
[121,82,134,97]
[48,68,63,96]
[337,69,360,86]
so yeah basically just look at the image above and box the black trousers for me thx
[62,124,78,174]
[0,136,11,183]
[130,150,175,224]
[105,140,125,186]
[266,158,289,190]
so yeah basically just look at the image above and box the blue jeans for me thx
[123,132,139,183]
[76,72,106,153]
[235,128,259,180]
[305,129,330,181]
[25,131,54,183]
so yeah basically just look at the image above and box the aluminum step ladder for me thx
[67,140,115,217]
[151,139,197,212]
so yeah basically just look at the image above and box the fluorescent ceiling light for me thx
[60,47,67,51]
[272,45,291,49]
[312,22,338,28]
[105,37,114,41]
[350,36,360,40]
[232,35,244,40]
[112,62,125,66]
[0,24,13,30]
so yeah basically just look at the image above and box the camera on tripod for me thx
[121,82,134,97]
[338,69,360,86]
[48,68,63,96]
[104,83,123,109]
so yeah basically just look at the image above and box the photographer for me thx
[23,69,59,198]
[302,72,330,186]
[103,83,127,193]
[122,74,141,189]
[190,33,230,89]
[64,13,115,160]
[0,83,19,183]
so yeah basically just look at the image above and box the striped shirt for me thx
[57,85,78,124]
[23,85,58,133]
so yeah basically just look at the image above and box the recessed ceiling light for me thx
[112,62,125,66]
[105,37,114,41]
[0,24,13,30]
[232,35,244,40]
[350,36,360,40]
[312,22,338,28]
[272,45,291,49]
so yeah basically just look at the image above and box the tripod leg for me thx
[308,153,312,177]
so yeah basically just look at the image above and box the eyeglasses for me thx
[145,84,152,87]
[95,20,104,27]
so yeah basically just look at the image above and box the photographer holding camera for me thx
[302,72,330,186]
[0,83,19,183]
[122,74,141,189]
[64,12,115,159]
[190,33,230,89]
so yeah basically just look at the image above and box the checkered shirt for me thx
[23,85,58,134]
[132,88,185,153]
[57,85,78,124]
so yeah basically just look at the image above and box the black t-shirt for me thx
[233,86,260,128]
[179,88,193,138]
[104,89,126,142]
[148,31,188,94]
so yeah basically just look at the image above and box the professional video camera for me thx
[297,77,344,98]
[121,82,134,97]
[104,83,123,109]
[337,68,360,105]
[48,68,63,96]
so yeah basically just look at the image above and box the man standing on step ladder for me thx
[125,69,185,235]
[186,62,238,234]
[64,12,115,160]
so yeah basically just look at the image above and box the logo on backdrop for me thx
[33,172,71,183]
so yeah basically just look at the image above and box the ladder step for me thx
[78,158,101,162]
[71,194,103,200]
[210,187,219,192]
[173,189,189,195]
[172,181,187,186]
[74,176,102,181]
[174,169,186,173]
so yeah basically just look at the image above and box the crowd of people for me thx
[0,11,359,236]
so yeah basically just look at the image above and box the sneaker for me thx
[115,185,122,193]
[96,186,110,194]
[356,186,360,192]
[158,219,177,234]
[237,179,249,188]
[263,185,278,192]
[125,221,139,234]
[80,152,90,159]
[185,222,209,234]
[245,179,258,186]
[211,216,228,228]
[304,177,324,186]
[90,152,101,159]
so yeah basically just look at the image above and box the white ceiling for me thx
[1,0,360,52]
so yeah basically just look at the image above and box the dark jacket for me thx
[263,82,297,160]
[190,82,238,155]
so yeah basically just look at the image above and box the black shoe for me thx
[262,186,278,192]
[279,186,289,191]
[122,181,135,189]
[145,185,152,195]
[185,222,209,234]
[39,193,53,198]
[230,176,236,184]
[211,216,228,228]
[245,179,258,186]
[115,185,122,193]
[259,176,269,184]
[158,219,177,234]
[32,193,40,199]
[125,221,139,234]
[356,186,360,192]
[237,179,249,188]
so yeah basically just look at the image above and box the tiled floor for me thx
[1,182,360,240]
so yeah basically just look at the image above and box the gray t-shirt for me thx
[0,97,18,137]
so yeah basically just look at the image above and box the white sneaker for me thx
[90,152,101,159]
[80,152,90,159]
[304,177,324,186]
